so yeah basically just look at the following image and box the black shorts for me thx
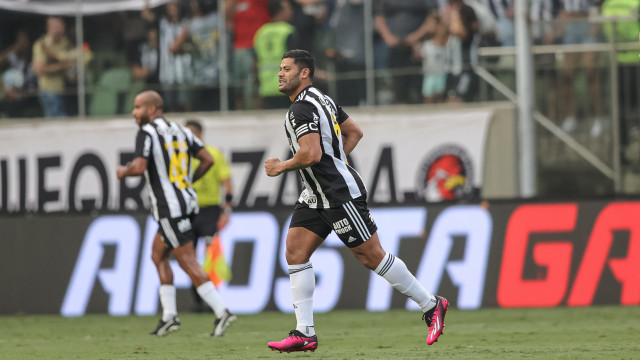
[157,213,197,250]
[192,205,221,240]
[289,196,378,248]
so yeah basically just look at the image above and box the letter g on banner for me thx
[497,204,577,308]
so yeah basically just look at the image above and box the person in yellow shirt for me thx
[185,119,233,312]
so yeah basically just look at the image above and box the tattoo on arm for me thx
[285,161,307,172]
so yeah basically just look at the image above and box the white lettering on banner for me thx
[366,208,427,311]
[0,110,491,214]
[59,206,493,316]
[274,216,344,313]
[216,212,279,314]
[61,216,140,317]
[412,206,492,310]
[135,216,191,316]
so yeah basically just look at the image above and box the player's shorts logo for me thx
[416,144,476,202]
[177,218,192,233]
[333,218,353,234]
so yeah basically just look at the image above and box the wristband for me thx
[225,194,233,203]
[223,206,232,215]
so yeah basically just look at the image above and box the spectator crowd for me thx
[0,0,636,124]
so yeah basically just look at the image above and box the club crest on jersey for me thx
[416,144,477,202]
[333,218,353,234]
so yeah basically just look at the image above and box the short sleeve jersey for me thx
[284,86,367,209]
[135,118,204,219]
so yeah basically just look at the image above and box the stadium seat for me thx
[89,67,132,116]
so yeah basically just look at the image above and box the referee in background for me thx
[185,119,234,312]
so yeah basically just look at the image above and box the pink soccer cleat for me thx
[267,330,318,353]
[424,295,449,345]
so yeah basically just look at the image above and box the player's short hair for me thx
[282,49,315,79]
[185,119,202,133]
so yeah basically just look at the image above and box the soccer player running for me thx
[117,90,236,337]
[264,50,448,353]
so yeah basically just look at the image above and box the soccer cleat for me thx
[212,309,237,337]
[149,316,180,337]
[423,295,449,345]
[267,330,318,353]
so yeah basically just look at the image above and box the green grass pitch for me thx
[1,306,639,359]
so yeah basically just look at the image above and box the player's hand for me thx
[116,165,127,179]
[265,157,282,177]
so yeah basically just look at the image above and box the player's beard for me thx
[137,113,151,128]
[279,70,302,96]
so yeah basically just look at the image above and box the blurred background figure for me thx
[374,0,438,104]
[173,0,221,111]
[184,119,234,312]
[32,16,74,118]
[131,27,160,86]
[415,15,462,104]
[441,0,479,103]
[254,0,298,109]
[0,29,39,118]
[158,0,193,112]
[557,0,606,137]
[230,0,270,110]
[328,0,367,107]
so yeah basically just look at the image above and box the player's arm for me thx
[117,157,147,179]
[265,133,322,177]
[117,130,150,179]
[192,147,214,182]
[340,117,363,156]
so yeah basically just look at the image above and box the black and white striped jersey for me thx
[284,85,367,209]
[134,117,204,219]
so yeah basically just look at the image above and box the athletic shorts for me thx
[289,196,378,248]
[192,205,221,240]
[157,213,197,250]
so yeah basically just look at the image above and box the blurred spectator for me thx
[530,0,562,123]
[477,0,514,46]
[328,0,366,107]
[557,0,605,137]
[0,30,39,118]
[374,0,438,104]
[602,0,640,156]
[442,0,479,102]
[122,2,158,75]
[290,0,328,53]
[173,0,221,111]
[253,0,298,109]
[32,16,74,118]
[158,0,193,112]
[131,27,160,85]
[230,0,270,110]
[415,16,462,104]
[466,0,499,48]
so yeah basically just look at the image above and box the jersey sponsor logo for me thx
[300,189,317,205]
[416,144,476,202]
[333,218,353,234]
[177,218,192,233]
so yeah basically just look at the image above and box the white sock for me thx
[197,281,226,318]
[159,284,177,321]
[289,262,315,336]
[374,252,437,313]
